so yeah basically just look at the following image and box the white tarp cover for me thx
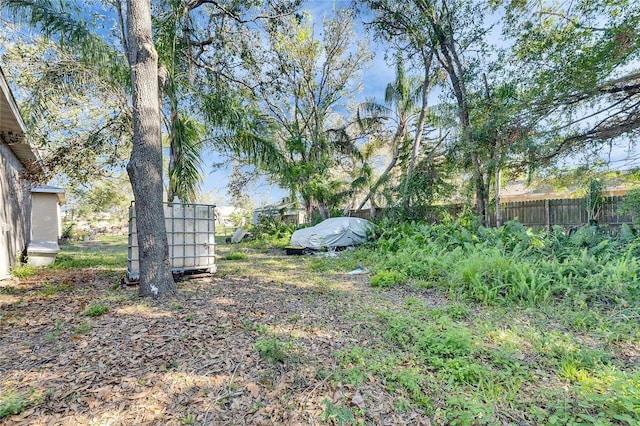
[231,228,250,243]
[290,217,372,249]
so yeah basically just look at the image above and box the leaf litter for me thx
[0,247,437,426]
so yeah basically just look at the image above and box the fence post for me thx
[545,199,551,231]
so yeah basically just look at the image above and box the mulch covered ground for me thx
[0,251,438,425]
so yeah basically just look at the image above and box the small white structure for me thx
[28,185,66,266]
[215,205,247,229]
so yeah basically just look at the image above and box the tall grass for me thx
[361,218,640,309]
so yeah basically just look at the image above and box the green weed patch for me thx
[0,388,42,419]
[323,218,640,423]
[361,219,640,311]
[225,251,248,260]
[10,264,39,279]
[255,335,298,364]
[83,303,109,317]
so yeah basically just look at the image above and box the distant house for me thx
[0,67,44,278]
[499,179,634,203]
[253,202,306,225]
[215,206,247,229]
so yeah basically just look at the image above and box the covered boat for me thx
[290,217,372,250]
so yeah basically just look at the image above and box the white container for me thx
[27,240,61,267]
[127,203,217,281]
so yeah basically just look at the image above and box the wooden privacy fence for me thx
[349,196,638,230]
[486,196,636,229]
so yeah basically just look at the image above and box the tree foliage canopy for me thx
[2,0,639,226]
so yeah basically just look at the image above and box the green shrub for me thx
[619,188,640,226]
[249,217,297,249]
[619,223,636,242]
[497,220,531,251]
[370,270,407,288]
[84,303,109,317]
[362,218,640,308]
[225,251,248,260]
[11,264,38,279]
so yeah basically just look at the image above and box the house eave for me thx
[0,67,45,176]
[7,141,44,175]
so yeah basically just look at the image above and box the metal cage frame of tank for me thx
[127,202,217,282]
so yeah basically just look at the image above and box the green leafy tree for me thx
[583,178,605,225]
[4,0,178,296]
[366,0,494,223]
[3,0,300,296]
[69,172,132,222]
[153,0,210,204]
[357,57,417,209]
[0,11,130,186]
[213,9,372,220]
[499,0,640,163]
[619,187,640,226]
[356,55,440,215]
[462,77,534,226]
[416,0,493,222]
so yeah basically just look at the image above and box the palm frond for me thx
[217,129,286,171]
[350,174,369,191]
[359,99,390,118]
[169,115,204,203]
[4,0,128,84]
[326,127,362,160]
[357,100,389,131]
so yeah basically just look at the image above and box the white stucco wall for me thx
[0,143,32,278]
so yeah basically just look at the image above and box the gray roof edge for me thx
[1,67,46,175]
[0,67,27,134]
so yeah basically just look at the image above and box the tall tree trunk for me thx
[125,0,177,298]
[304,198,312,223]
[357,122,407,211]
[471,153,487,225]
[167,99,179,205]
[318,200,329,220]
[495,158,502,227]
[482,73,501,227]
[483,166,492,226]
[421,1,488,225]
[449,47,486,225]
[447,54,486,223]
[403,48,433,206]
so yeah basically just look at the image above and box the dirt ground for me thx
[0,246,438,425]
